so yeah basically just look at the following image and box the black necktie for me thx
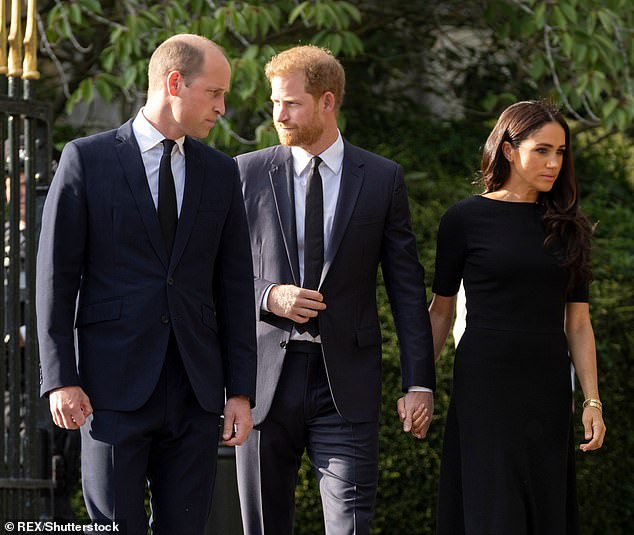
[296,156,323,337]
[158,139,177,254]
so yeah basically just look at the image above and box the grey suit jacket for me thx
[237,140,434,424]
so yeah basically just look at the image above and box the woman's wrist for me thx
[582,398,602,411]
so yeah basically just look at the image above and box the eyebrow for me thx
[535,142,566,149]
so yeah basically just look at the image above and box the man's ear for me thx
[322,91,336,113]
[166,71,181,97]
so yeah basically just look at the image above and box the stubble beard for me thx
[275,116,324,148]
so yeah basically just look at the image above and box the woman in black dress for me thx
[427,101,606,534]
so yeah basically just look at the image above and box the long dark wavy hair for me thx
[480,100,593,289]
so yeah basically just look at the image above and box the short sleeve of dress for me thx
[566,280,589,303]
[432,203,467,297]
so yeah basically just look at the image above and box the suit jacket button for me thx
[280,340,287,349]
[161,315,169,324]
[167,277,174,286]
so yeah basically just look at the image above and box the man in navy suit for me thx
[235,45,435,535]
[36,34,256,534]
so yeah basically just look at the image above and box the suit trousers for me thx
[236,341,379,535]
[80,333,221,535]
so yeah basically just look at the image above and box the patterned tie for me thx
[158,139,177,254]
[296,156,323,337]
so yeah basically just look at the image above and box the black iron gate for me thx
[1,0,55,520]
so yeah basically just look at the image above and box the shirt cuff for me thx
[261,283,276,313]
[408,386,433,393]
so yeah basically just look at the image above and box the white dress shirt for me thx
[262,132,344,343]
[262,134,431,392]
[132,109,186,215]
[292,133,344,286]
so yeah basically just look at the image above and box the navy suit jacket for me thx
[36,119,257,413]
[237,141,435,424]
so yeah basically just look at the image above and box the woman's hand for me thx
[579,406,606,452]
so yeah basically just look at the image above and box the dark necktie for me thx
[296,156,323,337]
[158,139,177,254]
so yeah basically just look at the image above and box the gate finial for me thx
[0,0,7,75]
[8,0,23,78]
[23,0,38,79]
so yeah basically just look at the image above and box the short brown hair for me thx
[265,45,345,111]
[148,34,224,92]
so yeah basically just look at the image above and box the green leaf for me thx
[80,0,102,14]
[340,31,363,56]
[68,4,82,25]
[552,6,568,30]
[561,32,573,56]
[60,14,73,39]
[110,26,124,45]
[529,56,545,79]
[560,3,577,25]
[289,2,309,24]
[65,89,83,114]
[122,66,137,89]
[586,10,597,35]
[95,78,113,102]
[324,32,343,56]
[614,108,628,131]
[198,16,216,38]
[79,78,94,102]
[322,3,343,30]
[481,93,499,112]
[191,0,204,14]
[589,73,604,101]
[597,9,613,33]
[602,98,619,118]
[593,33,616,54]
[576,73,589,95]
[101,47,115,72]
[143,10,162,27]
[315,3,326,27]
[99,73,123,87]
[339,2,362,24]
[243,45,259,61]
[534,2,546,28]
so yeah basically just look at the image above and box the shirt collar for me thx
[132,108,186,156]
[291,130,344,177]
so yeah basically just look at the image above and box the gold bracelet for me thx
[583,398,603,411]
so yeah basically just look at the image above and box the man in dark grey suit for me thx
[235,45,435,535]
[36,34,256,534]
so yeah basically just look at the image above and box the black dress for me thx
[432,196,586,535]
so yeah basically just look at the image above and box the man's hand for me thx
[49,386,93,429]
[397,391,434,439]
[267,284,326,322]
[222,395,253,446]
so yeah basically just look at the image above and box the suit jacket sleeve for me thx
[36,141,86,396]
[380,164,436,392]
[213,161,258,405]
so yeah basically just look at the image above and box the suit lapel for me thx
[169,137,203,271]
[321,142,364,286]
[269,147,301,285]
[115,121,169,269]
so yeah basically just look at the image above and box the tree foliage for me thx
[39,0,362,151]
[36,0,633,150]
[29,1,633,533]
[484,0,634,133]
